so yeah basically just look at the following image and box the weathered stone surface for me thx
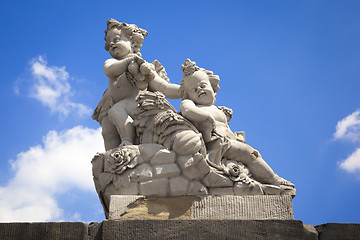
[202,171,233,187]
[109,196,198,220]
[303,223,319,240]
[0,222,88,240]
[169,176,189,196]
[117,182,139,195]
[209,187,234,195]
[2,221,359,240]
[195,155,211,178]
[149,149,176,166]
[177,155,199,180]
[139,143,164,163]
[153,163,180,178]
[113,171,131,189]
[188,181,208,195]
[139,178,168,196]
[88,222,102,240]
[108,195,144,219]
[101,220,318,240]
[129,163,153,182]
[234,182,263,195]
[192,195,294,220]
[177,154,210,180]
[108,195,294,220]
[316,223,360,240]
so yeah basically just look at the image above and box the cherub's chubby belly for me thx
[108,73,139,103]
[200,105,227,122]
[215,123,237,140]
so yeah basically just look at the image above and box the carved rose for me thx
[223,161,254,184]
[108,147,141,175]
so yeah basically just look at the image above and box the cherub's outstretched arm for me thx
[148,74,180,99]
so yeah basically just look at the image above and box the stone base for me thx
[102,220,316,240]
[0,222,89,240]
[1,221,360,239]
[108,195,294,220]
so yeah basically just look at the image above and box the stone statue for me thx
[92,19,296,218]
[92,19,180,150]
[178,59,294,187]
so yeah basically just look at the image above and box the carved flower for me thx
[181,59,200,77]
[223,161,254,184]
[227,162,240,177]
[108,147,140,175]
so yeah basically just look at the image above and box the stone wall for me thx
[1,221,359,240]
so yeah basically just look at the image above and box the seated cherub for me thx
[179,59,293,187]
[93,19,180,150]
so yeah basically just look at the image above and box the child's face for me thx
[107,28,133,59]
[184,71,215,105]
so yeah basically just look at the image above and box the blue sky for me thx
[0,0,359,225]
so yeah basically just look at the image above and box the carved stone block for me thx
[202,171,234,188]
[117,182,139,195]
[108,195,294,220]
[139,178,168,196]
[233,182,263,196]
[153,163,180,178]
[139,143,164,163]
[177,154,210,180]
[129,163,153,182]
[209,187,234,195]
[149,149,176,166]
[188,181,208,195]
[169,176,189,196]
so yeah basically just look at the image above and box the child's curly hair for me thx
[178,59,220,100]
[104,19,148,55]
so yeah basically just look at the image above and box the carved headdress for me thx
[181,59,200,77]
[178,59,221,100]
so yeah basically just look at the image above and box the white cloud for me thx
[338,148,360,173]
[29,56,91,117]
[334,110,360,175]
[0,126,104,222]
[334,110,360,142]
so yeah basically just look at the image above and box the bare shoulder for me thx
[180,99,197,112]
[181,99,195,106]
[103,58,119,68]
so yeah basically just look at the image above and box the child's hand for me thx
[126,53,140,61]
[128,61,145,81]
[128,61,139,76]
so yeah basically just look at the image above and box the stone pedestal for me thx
[108,195,294,220]
[1,221,360,239]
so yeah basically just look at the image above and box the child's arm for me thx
[148,72,180,99]
[103,55,137,78]
[180,99,215,126]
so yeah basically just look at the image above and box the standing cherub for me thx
[93,19,180,150]
[179,59,294,187]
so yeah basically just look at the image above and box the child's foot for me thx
[273,175,295,187]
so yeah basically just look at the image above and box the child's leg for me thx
[101,115,121,150]
[224,140,293,186]
[108,99,138,146]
